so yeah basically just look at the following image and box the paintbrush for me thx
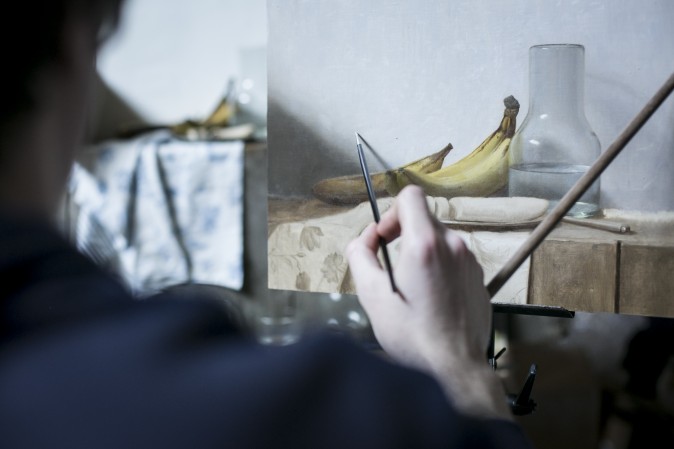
[356,132,397,293]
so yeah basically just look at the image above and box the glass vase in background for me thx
[508,44,601,218]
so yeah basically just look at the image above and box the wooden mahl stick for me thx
[487,70,674,298]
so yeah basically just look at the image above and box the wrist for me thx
[429,357,513,421]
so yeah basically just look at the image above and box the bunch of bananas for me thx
[384,96,520,198]
[311,95,519,205]
[311,143,452,205]
[117,79,254,141]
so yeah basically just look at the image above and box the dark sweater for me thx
[0,215,532,448]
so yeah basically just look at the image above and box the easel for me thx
[488,304,574,415]
[487,71,674,416]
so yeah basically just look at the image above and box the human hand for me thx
[346,185,510,419]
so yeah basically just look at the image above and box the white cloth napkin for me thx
[68,130,245,295]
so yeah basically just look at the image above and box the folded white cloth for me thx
[268,196,530,304]
[268,199,395,293]
[68,130,245,295]
[457,230,531,304]
[448,196,549,223]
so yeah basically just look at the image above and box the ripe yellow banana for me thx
[392,135,512,197]
[203,79,237,127]
[385,95,519,198]
[311,142,452,205]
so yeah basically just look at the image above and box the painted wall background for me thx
[268,0,674,212]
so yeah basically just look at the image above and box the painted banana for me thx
[311,142,452,205]
[385,95,519,198]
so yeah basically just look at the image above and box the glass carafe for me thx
[508,44,601,218]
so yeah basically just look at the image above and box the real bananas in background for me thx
[116,79,256,141]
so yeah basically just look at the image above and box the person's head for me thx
[3,0,123,126]
[0,0,125,217]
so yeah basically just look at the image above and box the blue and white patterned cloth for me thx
[68,130,245,295]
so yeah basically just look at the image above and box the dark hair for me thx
[1,0,124,126]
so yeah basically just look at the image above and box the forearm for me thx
[348,186,515,422]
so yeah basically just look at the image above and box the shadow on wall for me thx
[88,71,149,145]
[267,96,393,199]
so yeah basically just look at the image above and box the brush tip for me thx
[355,132,361,145]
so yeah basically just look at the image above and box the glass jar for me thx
[508,44,601,218]
[253,289,304,345]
